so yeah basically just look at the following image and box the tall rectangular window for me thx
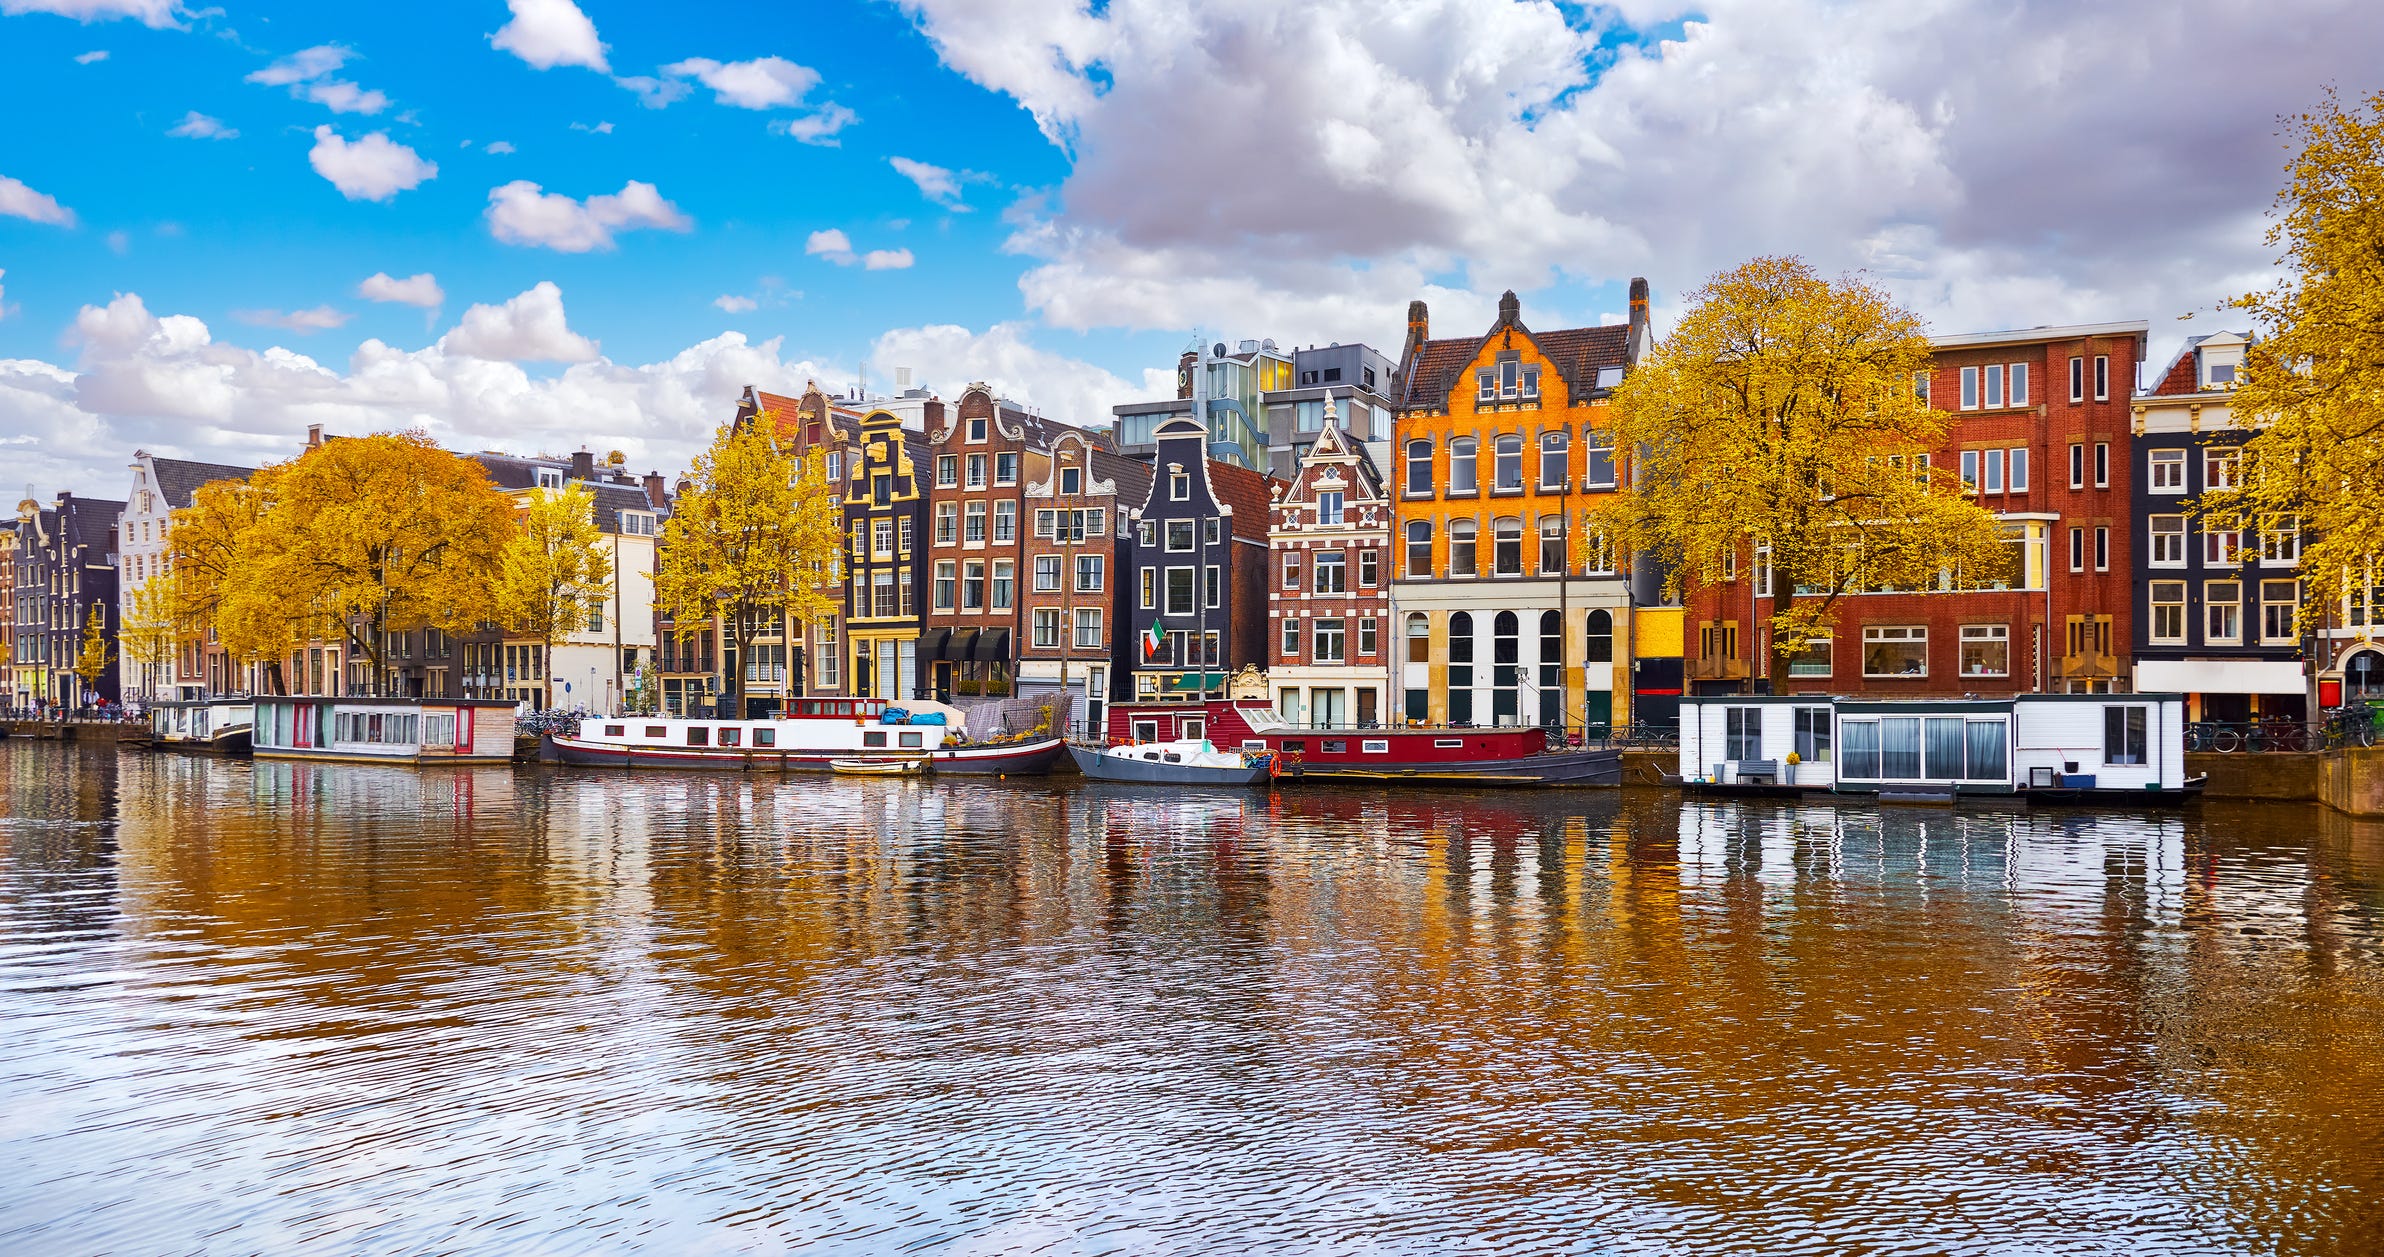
[1960,449,1978,488]
[2070,443,2085,489]
[1959,366,1979,409]
[2094,443,2109,487]
[1584,431,1616,487]
[1983,449,2005,493]
[2095,527,2110,571]
[2103,705,2148,766]
[2148,449,2185,493]
[1984,364,2004,408]
[1034,556,1061,592]
[2009,447,2028,490]
[2150,581,2187,644]
[2094,355,2111,401]
[2204,581,2241,644]
[2010,362,2029,405]
[2261,579,2299,643]
[1073,609,1101,649]
[2150,516,2186,567]
[2069,356,2085,403]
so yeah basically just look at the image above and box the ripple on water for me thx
[3,746,2384,1254]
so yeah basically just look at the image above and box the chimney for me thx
[570,448,596,482]
[1402,300,1429,365]
[1629,276,1650,331]
[306,423,323,449]
[1497,290,1520,326]
[920,396,945,434]
[643,471,667,509]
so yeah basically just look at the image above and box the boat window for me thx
[1322,740,1346,754]
[1363,739,1389,754]
[755,729,777,747]
[644,726,665,738]
[1242,740,1266,750]
[1164,754,1182,762]
[720,729,743,747]
[1284,739,1306,752]
[605,724,625,737]
[688,727,710,747]
[1434,738,1464,748]
[900,732,924,748]
[864,731,888,748]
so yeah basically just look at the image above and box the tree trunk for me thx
[543,628,556,710]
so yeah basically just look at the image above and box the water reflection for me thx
[4,743,2384,1254]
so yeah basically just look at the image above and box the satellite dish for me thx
[1213,342,1227,358]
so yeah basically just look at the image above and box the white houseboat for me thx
[543,696,1068,775]
[1677,693,2197,804]
[250,696,521,765]
[143,697,254,754]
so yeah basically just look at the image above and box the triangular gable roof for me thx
[147,456,257,510]
[1275,419,1386,508]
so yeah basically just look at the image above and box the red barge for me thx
[1106,701,1621,787]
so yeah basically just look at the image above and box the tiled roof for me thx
[1207,459,1275,542]
[1087,445,1153,501]
[150,457,256,510]
[1399,319,1629,411]
[468,452,657,534]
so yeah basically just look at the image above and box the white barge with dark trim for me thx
[543,696,1067,775]
[143,697,255,755]
[1677,693,2200,805]
[250,696,521,765]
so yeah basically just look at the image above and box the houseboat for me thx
[250,696,521,765]
[143,697,255,754]
[1676,693,2199,804]
[1069,739,1275,787]
[1102,702,1621,787]
[543,695,1067,775]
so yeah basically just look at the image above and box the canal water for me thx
[3,743,2382,1255]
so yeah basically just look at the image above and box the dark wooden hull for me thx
[1679,779,1815,799]
[2024,778,2204,808]
[1067,745,1271,787]
[149,729,253,756]
[930,736,1068,776]
[1281,747,1621,787]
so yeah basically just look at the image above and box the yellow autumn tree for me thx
[653,416,844,714]
[120,567,181,697]
[494,483,614,709]
[2201,87,2384,637]
[1596,256,2009,689]
[72,605,113,698]
[168,433,510,696]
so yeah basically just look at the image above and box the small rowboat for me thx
[830,757,926,777]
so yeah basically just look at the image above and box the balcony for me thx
[2058,645,2123,681]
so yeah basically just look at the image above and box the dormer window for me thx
[536,468,564,491]
[1499,361,1519,399]
[619,511,656,536]
[2208,362,2238,387]
[1171,471,1189,501]
[1060,466,1082,495]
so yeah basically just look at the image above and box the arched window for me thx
[1449,438,1478,494]
[1539,516,1566,575]
[1404,613,1431,724]
[1539,431,1568,489]
[1493,517,1523,576]
[1538,611,1563,731]
[1492,611,1521,724]
[1447,611,1476,725]
[1448,518,1479,577]
[1404,438,1433,496]
[1405,519,1433,578]
[1494,434,1524,491]
[1585,609,1614,663]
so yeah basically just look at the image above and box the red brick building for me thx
[1266,410,1394,727]
[1687,321,2147,697]
[1017,425,1150,736]
[919,385,1078,703]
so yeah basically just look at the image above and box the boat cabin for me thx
[251,696,521,764]
[147,697,254,747]
[1678,693,2191,796]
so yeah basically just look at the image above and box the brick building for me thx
[843,405,930,703]
[13,490,125,708]
[118,452,257,702]
[1266,406,1394,727]
[1686,320,2148,698]
[1391,286,1648,734]
[1018,424,1149,737]
[921,385,1073,703]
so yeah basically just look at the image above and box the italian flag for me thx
[1143,620,1167,659]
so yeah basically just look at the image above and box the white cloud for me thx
[889,156,970,208]
[245,44,349,86]
[616,74,690,108]
[569,120,614,134]
[769,103,857,145]
[491,0,608,73]
[299,80,389,114]
[0,0,180,27]
[0,174,76,226]
[870,321,1169,427]
[485,179,692,252]
[805,229,914,271]
[896,0,2384,371]
[484,140,515,155]
[660,56,819,109]
[5,288,839,496]
[232,306,350,334]
[308,126,436,201]
[439,281,596,362]
[357,271,443,308]
[73,49,108,63]
[167,110,236,140]
[714,295,757,313]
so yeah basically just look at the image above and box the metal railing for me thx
[2181,715,2383,753]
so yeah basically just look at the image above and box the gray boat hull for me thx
[1067,745,1271,787]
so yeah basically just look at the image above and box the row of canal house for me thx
[1677,323,2384,721]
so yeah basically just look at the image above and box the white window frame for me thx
[2150,515,2187,568]
[1959,624,2010,677]
[2148,449,2186,494]
[2149,581,2188,645]
[1862,625,1927,678]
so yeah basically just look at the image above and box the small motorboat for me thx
[830,757,927,777]
[1068,739,1274,787]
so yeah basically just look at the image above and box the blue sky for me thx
[4,0,2381,498]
